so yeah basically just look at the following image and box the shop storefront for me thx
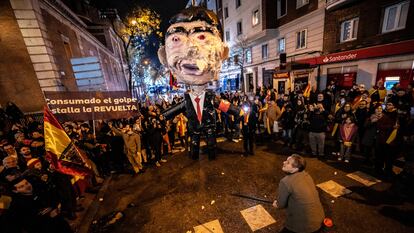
[292,70,311,92]
[296,39,414,89]
[262,69,275,90]
[273,72,289,94]
[220,74,241,92]
[377,60,414,89]
[326,65,358,89]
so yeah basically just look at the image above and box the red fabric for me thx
[195,96,202,123]
[218,100,230,113]
[340,123,358,143]
[297,39,414,65]
[43,106,63,130]
[169,71,173,87]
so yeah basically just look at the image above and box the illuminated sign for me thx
[322,53,357,63]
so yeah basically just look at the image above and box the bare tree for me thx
[103,8,161,93]
[226,35,249,91]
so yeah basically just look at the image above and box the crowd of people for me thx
[0,80,413,232]
[250,81,414,180]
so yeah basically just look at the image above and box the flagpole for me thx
[89,80,96,138]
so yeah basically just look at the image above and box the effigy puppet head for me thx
[158,6,228,86]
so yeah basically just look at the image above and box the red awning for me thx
[297,39,414,65]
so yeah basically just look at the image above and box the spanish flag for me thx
[303,84,311,98]
[386,129,398,144]
[169,71,178,89]
[44,106,91,177]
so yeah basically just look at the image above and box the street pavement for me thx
[83,138,414,233]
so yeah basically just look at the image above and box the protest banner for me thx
[44,91,139,121]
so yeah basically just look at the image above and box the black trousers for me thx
[189,127,216,160]
[375,143,397,175]
[152,134,163,162]
[242,132,254,155]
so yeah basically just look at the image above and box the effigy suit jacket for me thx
[184,91,216,133]
[162,90,240,134]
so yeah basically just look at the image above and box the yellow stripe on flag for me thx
[386,129,397,144]
[331,123,338,137]
[44,120,71,159]
[303,84,311,98]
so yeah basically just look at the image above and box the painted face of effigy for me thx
[158,7,228,87]
[164,21,226,85]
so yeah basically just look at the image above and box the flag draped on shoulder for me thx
[303,84,311,98]
[44,106,91,176]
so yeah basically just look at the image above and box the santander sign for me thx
[322,53,357,63]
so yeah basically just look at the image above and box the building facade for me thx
[187,0,218,11]
[307,0,414,91]
[218,0,414,94]
[0,0,128,113]
[218,0,326,94]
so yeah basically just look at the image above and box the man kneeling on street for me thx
[273,154,325,233]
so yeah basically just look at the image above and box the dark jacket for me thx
[308,110,328,133]
[241,112,257,134]
[281,109,295,130]
[376,110,398,145]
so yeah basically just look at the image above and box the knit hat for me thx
[27,158,41,169]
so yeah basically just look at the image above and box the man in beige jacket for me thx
[108,122,143,174]
[266,100,282,135]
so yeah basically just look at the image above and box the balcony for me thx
[326,0,358,11]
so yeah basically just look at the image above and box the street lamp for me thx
[131,19,137,25]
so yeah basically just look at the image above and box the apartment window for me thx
[296,29,307,49]
[262,44,268,59]
[237,21,243,35]
[225,30,230,42]
[277,0,287,18]
[224,7,229,18]
[235,0,241,8]
[245,48,252,63]
[341,17,359,42]
[382,1,409,33]
[296,0,309,8]
[278,37,285,53]
[252,9,259,26]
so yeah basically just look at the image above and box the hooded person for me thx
[158,6,240,160]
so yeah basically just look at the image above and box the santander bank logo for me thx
[322,53,357,63]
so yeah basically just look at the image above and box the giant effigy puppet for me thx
[158,6,240,160]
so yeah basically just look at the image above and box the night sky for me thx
[91,0,189,65]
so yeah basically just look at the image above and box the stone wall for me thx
[0,0,46,112]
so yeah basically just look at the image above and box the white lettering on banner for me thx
[50,105,137,114]
[45,97,137,105]
[322,53,358,63]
